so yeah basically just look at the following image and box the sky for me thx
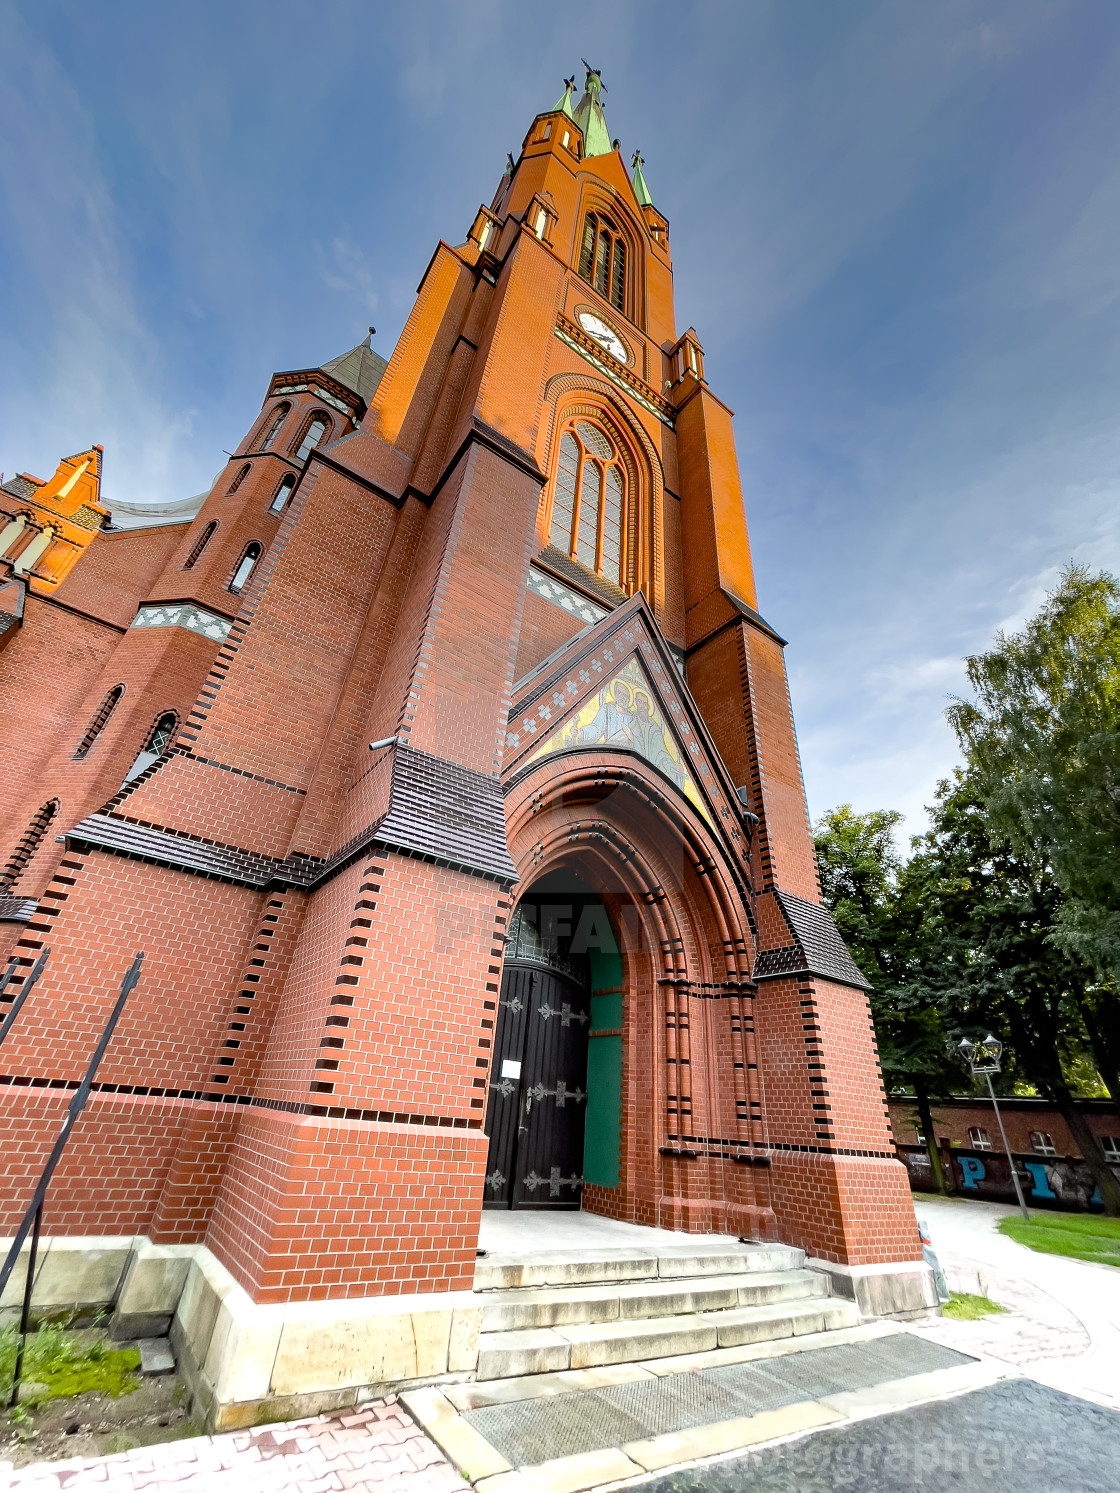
[3,1,1120,843]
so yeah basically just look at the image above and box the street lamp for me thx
[958,1034,1030,1222]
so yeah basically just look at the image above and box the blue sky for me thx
[3,1,1120,841]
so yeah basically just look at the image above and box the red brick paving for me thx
[1,1397,466,1493]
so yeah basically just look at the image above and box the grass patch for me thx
[0,1323,140,1407]
[941,1291,1007,1320]
[998,1212,1120,1268]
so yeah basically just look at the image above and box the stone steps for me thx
[476,1295,861,1379]
[479,1268,829,1332]
[474,1242,804,1292]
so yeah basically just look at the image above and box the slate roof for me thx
[1,475,43,502]
[0,896,38,924]
[66,743,517,890]
[321,341,389,405]
[753,889,871,990]
[535,545,626,611]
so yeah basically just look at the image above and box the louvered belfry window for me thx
[577,214,626,313]
[548,421,626,586]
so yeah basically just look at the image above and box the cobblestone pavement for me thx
[0,1398,468,1493]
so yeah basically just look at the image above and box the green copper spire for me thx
[572,61,612,157]
[630,150,653,207]
[552,75,576,120]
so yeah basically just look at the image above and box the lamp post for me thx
[958,1034,1030,1223]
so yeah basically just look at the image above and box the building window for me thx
[228,463,251,494]
[123,711,178,785]
[1103,1137,1120,1160]
[256,404,290,452]
[968,1127,992,1151]
[534,206,548,239]
[577,213,627,313]
[183,521,217,569]
[73,685,124,759]
[269,476,295,513]
[1030,1131,1057,1156]
[914,1129,926,1146]
[293,414,330,463]
[0,800,59,891]
[548,422,626,587]
[229,543,262,594]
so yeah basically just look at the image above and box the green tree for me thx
[913,774,1120,1215]
[813,805,956,1193]
[947,565,1120,1103]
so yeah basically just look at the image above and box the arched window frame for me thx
[183,520,218,570]
[228,542,262,594]
[545,417,633,591]
[269,475,296,514]
[576,211,631,318]
[255,403,291,453]
[73,684,124,759]
[1,800,59,891]
[122,710,179,786]
[228,463,251,494]
[291,411,332,464]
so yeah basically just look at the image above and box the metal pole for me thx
[986,1071,1030,1222]
[0,947,50,1050]
[7,1202,42,1409]
[0,952,143,1303]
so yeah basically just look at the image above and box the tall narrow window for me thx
[123,711,178,785]
[229,542,262,594]
[294,414,329,463]
[228,463,251,494]
[269,476,295,513]
[576,214,626,313]
[74,685,124,759]
[0,800,58,891]
[547,420,627,587]
[183,520,217,570]
[257,404,290,452]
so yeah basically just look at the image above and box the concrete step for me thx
[474,1242,804,1292]
[479,1268,828,1332]
[475,1296,860,1379]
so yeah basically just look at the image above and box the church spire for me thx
[552,75,576,119]
[572,61,612,157]
[630,150,653,207]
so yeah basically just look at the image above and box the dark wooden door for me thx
[483,961,591,1209]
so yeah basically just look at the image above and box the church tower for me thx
[0,69,930,1422]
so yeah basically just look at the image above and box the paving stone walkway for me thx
[0,1398,468,1493]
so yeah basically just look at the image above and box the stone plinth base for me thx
[808,1257,940,1321]
[1,1234,481,1430]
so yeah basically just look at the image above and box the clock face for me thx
[577,312,628,364]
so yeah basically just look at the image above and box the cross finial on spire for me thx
[580,60,606,98]
[552,75,577,120]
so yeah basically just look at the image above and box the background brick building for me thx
[0,68,928,1414]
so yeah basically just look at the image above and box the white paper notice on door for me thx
[501,1059,522,1080]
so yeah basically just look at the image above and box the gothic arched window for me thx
[1,800,58,891]
[293,414,330,464]
[269,475,295,513]
[256,404,290,452]
[183,520,217,570]
[123,711,178,785]
[74,685,124,759]
[229,542,262,594]
[577,213,626,313]
[228,463,251,494]
[548,421,626,587]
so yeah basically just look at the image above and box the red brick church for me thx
[0,70,930,1421]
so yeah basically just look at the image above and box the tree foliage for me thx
[813,568,1120,1214]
